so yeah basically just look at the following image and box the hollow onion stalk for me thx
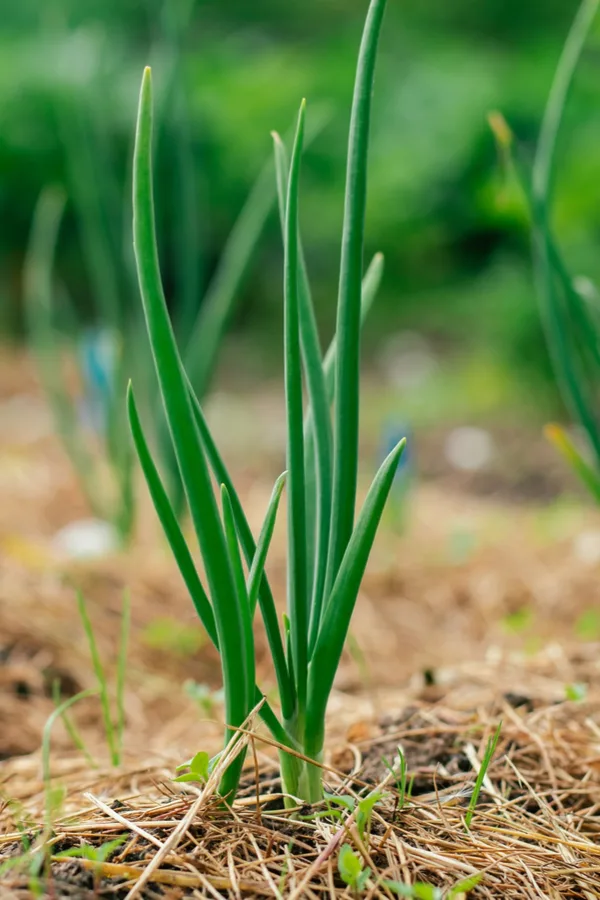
[129,0,404,802]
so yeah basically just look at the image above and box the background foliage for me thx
[2,0,600,401]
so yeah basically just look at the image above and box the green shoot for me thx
[447,875,484,898]
[464,722,502,829]
[356,790,384,839]
[383,745,411,810]
[42,689,98,827]
[116,589,131,760]
[51,680,95,768]
[76,590,130,766]
[53,836,126,891]
[384,884,442,900]
[384,876,483,899]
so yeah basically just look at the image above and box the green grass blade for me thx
[221,485,254,712]
[42,688,98,826]
[284,100,309,722]
[272,131,333,654]
[185,383,295,719]
[327,0,388,596]
[127,383,218,646]
[465,722,502,829]
[247,472,287,614]
[51,680,95,768]
[24,188,107,522]
[116,590,131,764]
[306,437,405,762]
[76,591,118,766]
[133,67,249,797]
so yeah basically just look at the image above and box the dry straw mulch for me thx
[2,645,600,899]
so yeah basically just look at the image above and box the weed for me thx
[338,843,371,894]
[465,722,502,829]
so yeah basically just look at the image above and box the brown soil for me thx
[1,350,600,897]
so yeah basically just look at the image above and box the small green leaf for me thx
[338,844,369,889]
[565,682,587,702]
[384,882,442,900]
[190,751,210,779]
[356,790,383,837]
[142,616,207,656]
[575,608,600,640]
[447,873,483,898]
[174,750,210,783]
[324,792,356,812]
[54,837,126,864]
[501,607,533,634]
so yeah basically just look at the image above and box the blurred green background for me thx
[2,0,599,414]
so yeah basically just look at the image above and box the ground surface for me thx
[1,348,599,897]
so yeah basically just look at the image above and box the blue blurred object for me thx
[378,419,412,530]
[78,328,118,435]
[380,419,411,480]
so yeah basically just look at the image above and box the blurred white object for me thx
[0,395,52,444]
[380,331,437,389]
[444,426,494,472]
[52,518,119,560]
[573,275,600,304]
[573,530,600,566]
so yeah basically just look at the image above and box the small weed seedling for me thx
[338,843,371,895]
[565,682,587,702]
[184,681,225,717]
[464,721,502,829]
[174,750,211,785]
[53,836,126,892]
[384,874,483,899]
[76,590,130,766]
[382,745,414,811]
[129,0,403,803]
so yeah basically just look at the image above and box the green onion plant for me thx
[129,0,404,803]
[491,0,600,500]
[24,2,283,542]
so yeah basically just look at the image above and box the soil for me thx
[1,349,600,898]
